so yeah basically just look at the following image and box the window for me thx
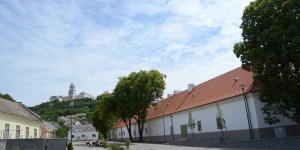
[92,134,96,137]
[26,127,29,138]
[197,121,202,131]
[82,134,85,138]
[170,126,173,135]
[16,125,20,139]
[134,130,136,136]
[145,128,148,134]
[119,132,120,137]
[123,131,125,136]
[4,124,9,139]
[34,129,37,138]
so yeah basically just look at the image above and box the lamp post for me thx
[70,101,74,143]
[240,84,254,140]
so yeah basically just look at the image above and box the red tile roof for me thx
[113,67,256,128]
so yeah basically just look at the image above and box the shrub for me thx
[102,140,108,148]
[125,139,131,150]
[108,144,125,150]
[67,142,73,150]
[7,147,20,150]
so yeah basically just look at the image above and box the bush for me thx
[67,142,73,150]
[125,139,131,150]
[108,144,125,150]
[102,140,108,148]
[7,147,20,150]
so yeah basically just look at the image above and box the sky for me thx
[0,0,253,107]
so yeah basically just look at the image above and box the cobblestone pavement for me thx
[72,141,272,150]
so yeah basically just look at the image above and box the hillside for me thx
[29,98,97,122]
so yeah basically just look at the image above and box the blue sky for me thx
[0,0,253,107]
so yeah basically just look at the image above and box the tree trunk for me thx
[123,119,134,142]
[137,120,144,142]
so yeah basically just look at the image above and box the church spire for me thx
[69,83,76,100]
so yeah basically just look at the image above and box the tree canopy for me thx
[29,98,97,122]
[92,92,117,140]
[233,0,300,124]
[113,70,166,141]
[0,93,16,102]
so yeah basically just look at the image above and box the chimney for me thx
[174,90,182,94]
[188,83,195,92]
[167,94,174,97]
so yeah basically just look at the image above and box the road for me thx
[72,141,272,150]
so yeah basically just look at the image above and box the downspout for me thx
[241,84,254,140]
[149,121,151,142]
[170,114,175,141]
[134,123,136,141]
[121,127,123,141]
[244,92,254,140]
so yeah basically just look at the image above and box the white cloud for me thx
[0,0,253,106]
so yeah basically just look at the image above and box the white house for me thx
[68,124,98,141]
[111,67,300,143]
[0,98,43,139]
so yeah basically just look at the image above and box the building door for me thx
[180,124,187,139]
[275,127,286,138]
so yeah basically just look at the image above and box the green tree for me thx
[233,0,300,124]
[216,102,226,141]
[113,76,135,142]
[187,111,196,139]
[187,111,196,132]
[92,92,117,140]
[113,70,166,142]
[0,93,16,102]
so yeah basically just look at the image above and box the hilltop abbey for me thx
[49,83,95,101]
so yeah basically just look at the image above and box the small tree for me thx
[187,111,196,139]
[216,102,227,142]
[125,139,131,150]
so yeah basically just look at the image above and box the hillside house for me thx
[68,124,98,141]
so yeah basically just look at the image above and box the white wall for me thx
[169,96,250,135]
[68,130,98,141]
[112,93,298,140]
[0,113,42,139]
[250,93,297,128]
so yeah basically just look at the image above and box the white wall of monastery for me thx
[112,93,299,141]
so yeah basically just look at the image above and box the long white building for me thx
[111,67,300,143]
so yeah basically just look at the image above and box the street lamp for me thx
[70,101,74,143]
[162,102,169,143]
[240,84,254,140]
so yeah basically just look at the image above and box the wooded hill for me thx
[29,98,97,122]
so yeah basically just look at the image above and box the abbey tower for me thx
[49,83,95,101]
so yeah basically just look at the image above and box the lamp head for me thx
[70,101,74,107]
[240,84,245,90]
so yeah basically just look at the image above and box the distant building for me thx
[49,83,95,102]
[40,121,57,138]
[68,124,98,141]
